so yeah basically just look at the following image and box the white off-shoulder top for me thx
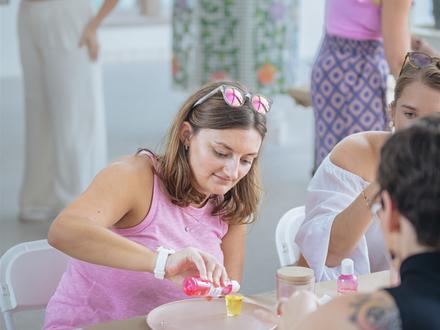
[296,156,389,281]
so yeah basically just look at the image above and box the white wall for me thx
[0,2,21,78]
[412,0,434,27]
[298,0,325,61]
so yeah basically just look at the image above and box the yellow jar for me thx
[225,294,244,317]
[276,266,315,301]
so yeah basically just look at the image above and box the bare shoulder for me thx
[329,131,390,181]
[92,154,156,227]
[78,153,155,204]
[56,154,156,229]
[100,154,154,185]
[297,291,401,330]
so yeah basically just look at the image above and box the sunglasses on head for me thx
[399,52,440,76]
[192,84,272,114]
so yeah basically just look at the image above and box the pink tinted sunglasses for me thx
[192,85,272,114]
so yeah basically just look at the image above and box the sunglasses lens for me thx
[224,87,244,107]
[410,53,432,68]
[251,95,270,113]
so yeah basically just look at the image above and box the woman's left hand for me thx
[254,291,319,330]
[79,20,99,61]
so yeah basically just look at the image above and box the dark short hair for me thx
[378,113,440,248]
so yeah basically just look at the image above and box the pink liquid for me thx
[337,274,358,294]
[183,277,234,297]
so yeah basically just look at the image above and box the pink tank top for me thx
[43,154,228,329]
[326,0,382,40]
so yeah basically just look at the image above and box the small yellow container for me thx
[225,294,244,317]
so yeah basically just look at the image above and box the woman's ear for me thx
[388,102,396,125]
[179,121,193,145]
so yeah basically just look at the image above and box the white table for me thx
[87,271,390,330]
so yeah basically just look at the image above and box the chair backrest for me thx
[0,239,69,330]
[275,206,305,267]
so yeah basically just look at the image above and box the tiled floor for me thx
[0,37,314,330]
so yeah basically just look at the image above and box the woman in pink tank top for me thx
[43,81,271,329]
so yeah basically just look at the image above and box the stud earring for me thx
[184,144,189,151]
[388,120,395,133]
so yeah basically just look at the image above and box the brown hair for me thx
[393,62,440,105]
[153,81,267,225]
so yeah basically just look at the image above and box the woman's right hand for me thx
[164,247,228,286]
[79,19,99,61]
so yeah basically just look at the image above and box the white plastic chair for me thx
[0,239,69,330]
[275,206,306,266]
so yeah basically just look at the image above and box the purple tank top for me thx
[43,154,228,329]
[326,0,382,40]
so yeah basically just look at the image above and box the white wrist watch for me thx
[153,246,175,280]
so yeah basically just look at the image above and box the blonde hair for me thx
[153,81,267,225]
[393,62,440,106]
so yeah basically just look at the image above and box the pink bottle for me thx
[337,258,358,294]
[183,277,240,297]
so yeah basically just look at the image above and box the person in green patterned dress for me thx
[172,0,299,96]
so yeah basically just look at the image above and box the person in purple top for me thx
[311,0,412,170]
[44,81,271,329]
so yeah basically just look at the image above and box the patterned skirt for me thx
[311,34,389,169]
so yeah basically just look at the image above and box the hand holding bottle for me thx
[164,247,229,286]
[183,276,240,297]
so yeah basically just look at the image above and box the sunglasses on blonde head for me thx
[192,85,272,114]
[399,52,440,76]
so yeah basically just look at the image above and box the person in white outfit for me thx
[17,0,118,221]
[296,52,440,281]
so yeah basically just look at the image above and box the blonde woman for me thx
[43,81,271,329]
[298,53,440,281]
[260,114,440,330]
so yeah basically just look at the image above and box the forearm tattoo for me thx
[349,294,402,330]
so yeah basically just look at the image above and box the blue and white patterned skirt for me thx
[311,34,389,169]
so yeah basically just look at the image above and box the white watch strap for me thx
[154,246,175,279]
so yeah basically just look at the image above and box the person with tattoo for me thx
[256,114,440,330]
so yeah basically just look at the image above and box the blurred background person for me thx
[311,0,411,171]
[297,53,440,281]
[17,0,118,222]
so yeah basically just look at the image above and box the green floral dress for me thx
[172,0,299,95]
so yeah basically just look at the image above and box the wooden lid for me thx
[276,266,315,283]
